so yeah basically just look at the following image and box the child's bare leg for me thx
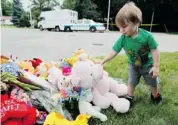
[150,85,162,104]
[127,84,135,96]
[151,86,158,97]
[123,84,135,107]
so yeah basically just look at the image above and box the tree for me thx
[31,0,61,24]
[12,0,23,25]
[93,0,108,20]
[110,0,129,18]
[1,0,12,16]
[31,0,60,12]
[75,0,100,19]
[62,0,76,10]
[93,0,128,20]
[19,12,31,27]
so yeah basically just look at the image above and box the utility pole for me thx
[150,8,155,32]
[106,0,111,31]
[29,0,33,27]
[0,2,2,16]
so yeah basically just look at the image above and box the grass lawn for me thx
[1,25,17,28]
[89,52,178,125]
[0,25,31,29]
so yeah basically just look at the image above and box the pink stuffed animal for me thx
[91,64,130,113]
[71,60,107,122]
[71,60,130,114]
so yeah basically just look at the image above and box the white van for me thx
[38,9,78,31]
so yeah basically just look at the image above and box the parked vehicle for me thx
[38,9,105,32]
[38,9,78,31]
[64,18,105,32]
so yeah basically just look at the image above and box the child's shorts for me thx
[128,64,159,87]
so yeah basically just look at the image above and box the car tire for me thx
[64,26,72,32]
[55,26,60,32]
[89,26,96,32]
[40,25,44,31]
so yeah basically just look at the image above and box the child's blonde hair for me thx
[115,2,142,27]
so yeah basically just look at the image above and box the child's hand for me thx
[93,59,103,65]
[149,66,159,78]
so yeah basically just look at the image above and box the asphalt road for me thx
[1,28,178,61]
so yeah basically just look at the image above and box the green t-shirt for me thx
[112,28,158,67]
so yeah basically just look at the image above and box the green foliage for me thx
[110,0,129,17]
[89,52,178,125]
[62,0,101,19]
[31,7,40,21]
[12,0,23,25]
[31,0,60,11]
[75,0,100,19]
[19,12,31,27]
[31,0,60,24]
[1,0,12,16]
[62,0,76,10]
[93,0,128,20]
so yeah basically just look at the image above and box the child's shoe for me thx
[124,94,134,107]
[151,93,162,104]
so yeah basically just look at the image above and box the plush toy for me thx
[0,82,37,125]
[66,49,100,67]
[58,74,72,89]
[65,49,86,66]
[35,62,51,79]
[91,64,130,113]
[71,60,108,122]
[51,64,107,122]
[47,66,62,88]
[47,66,72,90]
[73,49,85,57]
[17,61,35,74]
[28,58,42,69]
[71,60,130,115]
[1,55,9,64]
[62,65,71,76]
[65,56,78,67]
[57,58,70,68]
[43,111,90,125]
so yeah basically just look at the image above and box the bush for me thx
[19,13,31,27]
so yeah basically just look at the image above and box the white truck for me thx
[38,9,78,31]
[38,9,105,32]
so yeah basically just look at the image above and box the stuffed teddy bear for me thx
[91,64,130,113]
[1,55,9,64]
[71,60,108,122]
[65,48,92,67]
[47,66,63,88]
[34,62,50,79]
[71,59,130,115]
[51,75,107,121]
[17,61,35,74]
[47,66,72,90]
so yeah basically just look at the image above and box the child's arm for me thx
[151,48,160,78]
[101,50,118,65]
